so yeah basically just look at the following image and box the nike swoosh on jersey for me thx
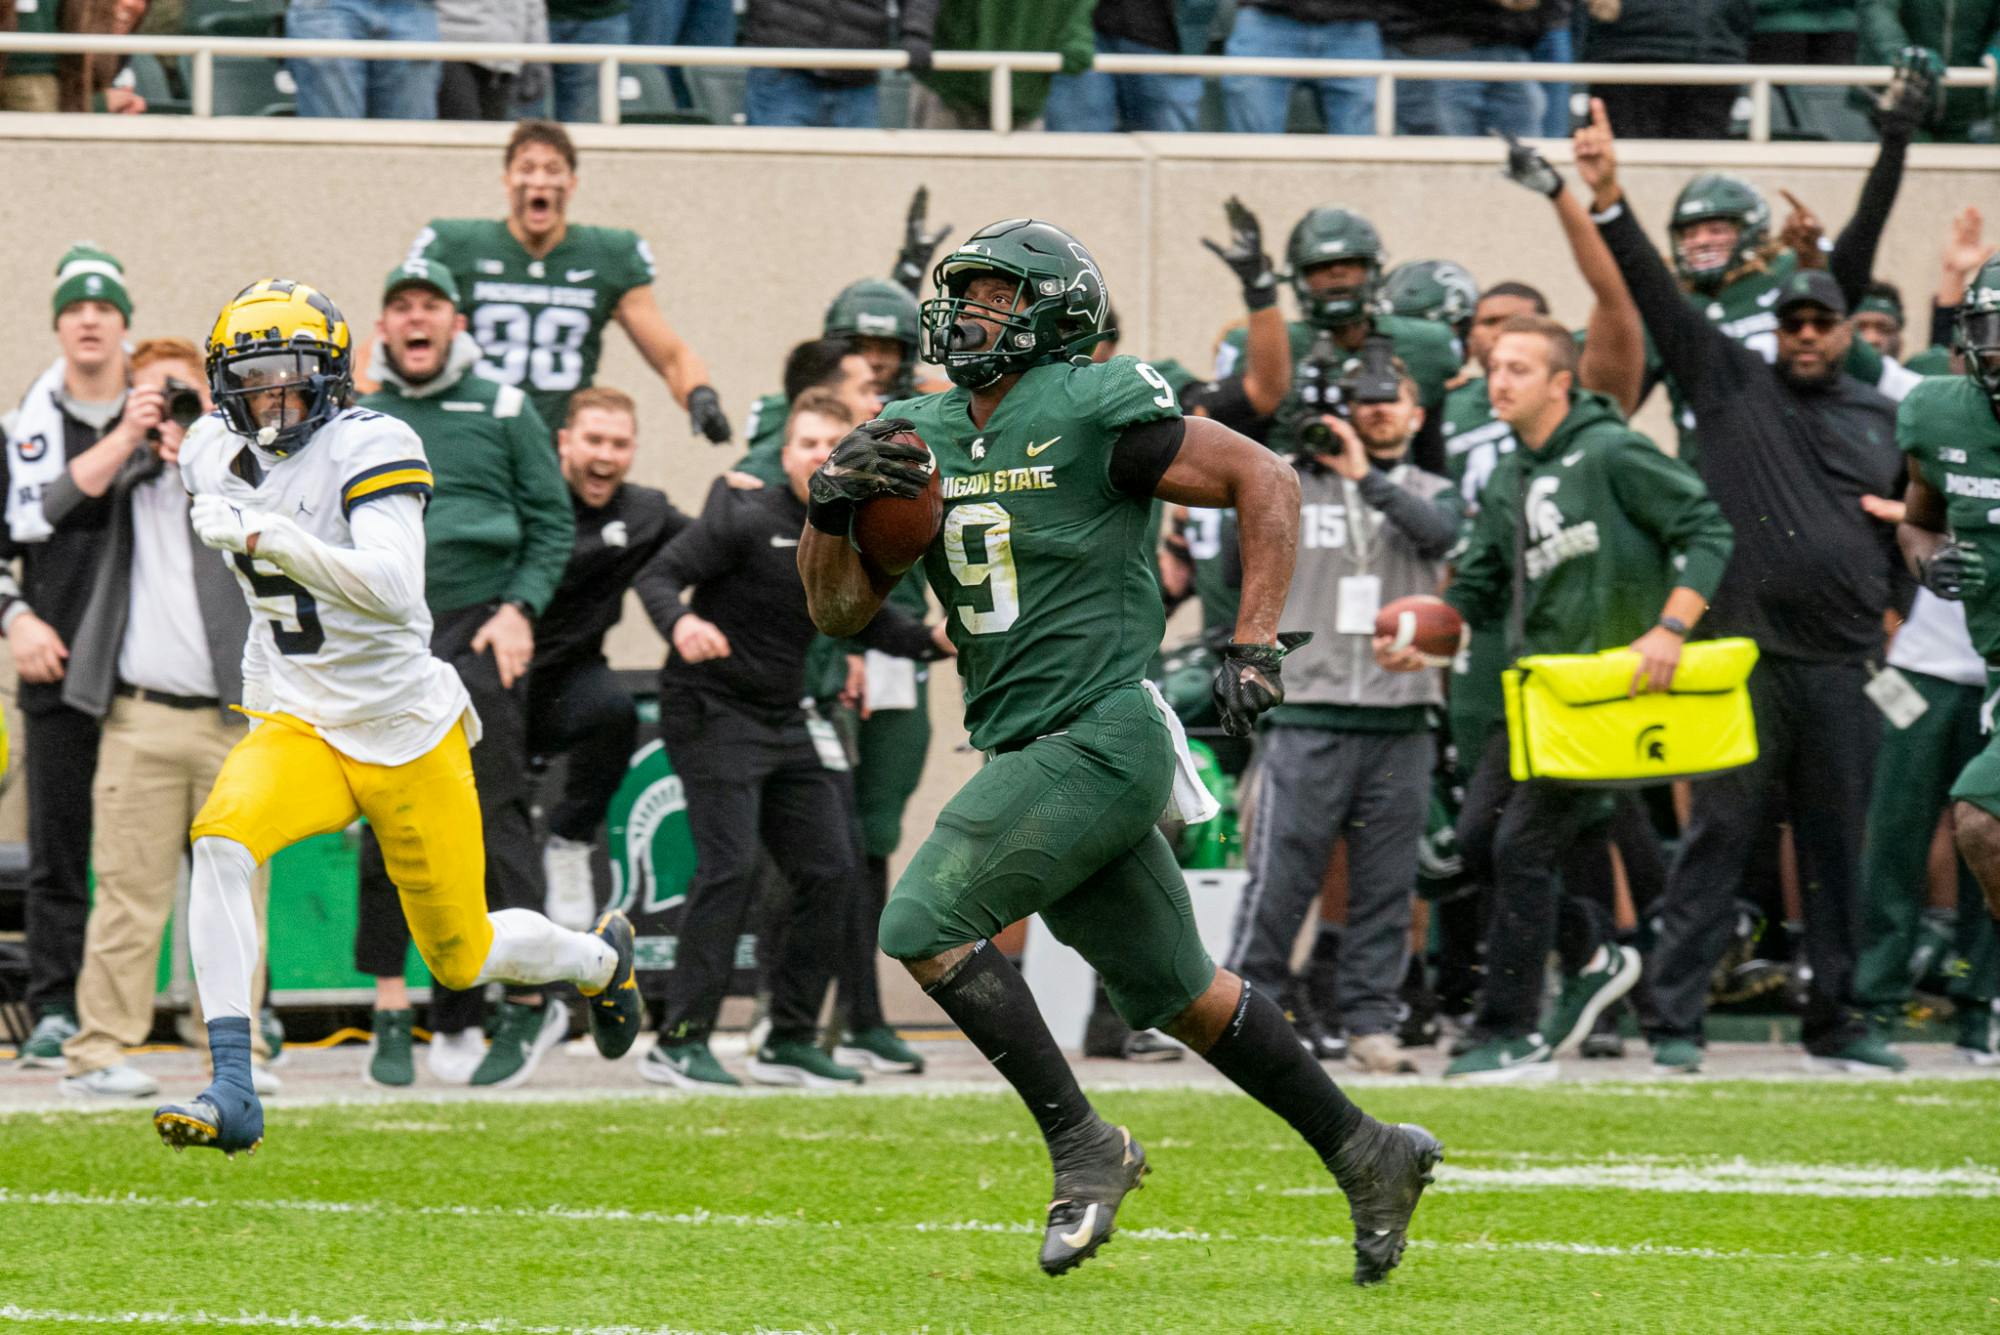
[1562,451,1584,466]
[567,268,596,282]
[1026,436,1061,457]
[769,535,800,548]
[1058,1202,1099,1249]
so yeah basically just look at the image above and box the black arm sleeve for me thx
[1828,124,1911,310]
[1110,415,1187,498]
[1930,300,1956,357]
[854,601,944,660]
[1597,201,1736,403]
[1357,470,1458,559]
[631,486,740,637]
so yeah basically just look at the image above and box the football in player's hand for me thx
[1374,595,1466,665]
[852,430,942,575]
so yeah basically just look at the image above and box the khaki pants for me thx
[64,696,271,1076]
[0,74,59,114]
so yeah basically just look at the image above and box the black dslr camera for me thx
[1294,331,1402,453]
[146,377,207,445]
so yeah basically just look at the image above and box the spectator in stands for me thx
[2,0,61,112]
[285,0,441,121]
[1533,0,1581,138]
[632,392,947,1089]
[1751,0,1858,64]
[910,0,1095,130]
[531,386,691,930]
[1582,0,1755,140]
[1219,0,1381,135]
[1,245,139,1068]
[1044,0,1206,133]
[352,261,576,1090]
[739,0,937,128]
[548,0,628,123]
[436,0,547,121]
[54,339,268,1100]
[1580,103,1911,1074]
[1383,0,1549,140]
[1,0,143,112]
[1858,0,2000,141]
[1223,362,1459,1075]
[629,0,735,110]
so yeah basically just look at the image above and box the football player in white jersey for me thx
[152,280,642,1155]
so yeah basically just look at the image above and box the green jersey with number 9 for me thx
[407,219,655,431]
[885,354,1181,752]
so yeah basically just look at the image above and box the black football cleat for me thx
[153,1082,264,1158]
[1330,1117,1443,1285]
[581,910,642,1059]
[1040,1123,1149,1277]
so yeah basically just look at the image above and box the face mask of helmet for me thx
[1961,310,2000,405]
[214,350,333,454]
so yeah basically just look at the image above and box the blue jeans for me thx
[550,11,631,123]
[1221,8,1379,136]
[1532,23,1573,138]
[1045,33,1202,132]
[1391,44,1542,138]
[630,0,736,108]
[285,0,438,120]
[744,68,878,127]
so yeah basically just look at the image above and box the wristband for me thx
[1243,281,1277,313]
[806,493,854,537]
[1658,615,1690,637]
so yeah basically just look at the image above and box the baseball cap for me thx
[382,259,460,307]
[1774,270,1847,320]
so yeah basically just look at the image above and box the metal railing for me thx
[0,32,1992,138]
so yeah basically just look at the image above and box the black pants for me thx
[527,656,637,844]
[355,602,542,1033]
[654,691,854,1045]
[438,63,518,120]
[23,703,97,1012]
[1748,30,1858,66]
[1456,732,1621,1039]
[1649,657,1878,1051]
[1592,82,1737,140]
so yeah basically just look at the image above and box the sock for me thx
[1202,979,1367,1168]
[189,837,261,1023]
[924,940,1100,1149]
[476,908,616,992]
[206,1016,256,1103]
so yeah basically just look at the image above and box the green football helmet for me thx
[1668,173,1771,289]
[824,278,920,350]
[1285,207,1385,329]
[1381,259,1478,336]
[920,218,1112,390]
[1957,255,2000,408]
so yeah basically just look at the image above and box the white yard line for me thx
[1276,1156,2000,1199]
[0,1308,768,1335]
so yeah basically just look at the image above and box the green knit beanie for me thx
[52,243,133,325]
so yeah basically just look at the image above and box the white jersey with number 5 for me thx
[178,408,473,765]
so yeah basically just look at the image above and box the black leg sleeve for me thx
[923,940,1099,1149]
[1201,978,1366,1168]
[23,704,97,1012]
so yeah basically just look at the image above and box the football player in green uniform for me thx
[1896,256,2000,919]
[1381,259,1479,349]
[800,219,1442,1286]
[403,120,729,443]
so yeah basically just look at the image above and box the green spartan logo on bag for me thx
[603,737,699,971]
[1636,723,1667,765]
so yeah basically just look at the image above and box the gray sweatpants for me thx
[1224,726,1433,1037]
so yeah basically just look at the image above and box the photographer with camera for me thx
[1222,356,1459,1075]
[38,336,270,1099]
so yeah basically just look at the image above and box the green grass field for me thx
[3,1079,1996,1334]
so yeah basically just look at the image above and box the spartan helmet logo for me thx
[1525,476,1565,543]
[1064,242,1108,328]
[1636,724,1668,764]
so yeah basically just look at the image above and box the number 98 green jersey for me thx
[407,219,655,431]
[886,354,1181,752]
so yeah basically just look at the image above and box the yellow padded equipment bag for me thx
[1502,637,1760,785]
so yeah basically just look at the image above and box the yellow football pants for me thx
[192,713,493,991]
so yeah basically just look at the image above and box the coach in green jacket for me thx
[351,259,580,1091]
[1382,314,1733,1082]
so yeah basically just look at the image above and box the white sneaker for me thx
[427,1026,486,1085]
[543,836,598,931]
[252,1064,283,1096]
[59,1062,159,1099]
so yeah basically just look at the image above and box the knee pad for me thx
[878,895,950,962]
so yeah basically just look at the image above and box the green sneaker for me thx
[1443,1034,1554,1084]
[834,1025,926,1074]
[1955,1003,1999,1067]
[747,1038,865,1088]
[16,1006,76,1068]
[1805,1032,1908,1075]
[1543,945,1641,1056]
[470,1000,569,1089]
[1651,1037,1703,1074]
[366,1008,415,1088]
[639,1039,740,1089]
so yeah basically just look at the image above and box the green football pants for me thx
[854,696,931,861]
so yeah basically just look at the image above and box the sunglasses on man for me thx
[1778,312,1842,335]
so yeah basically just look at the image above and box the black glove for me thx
[893,185,953,297]
[899,32,934,76]
[1918,539,1986,601]
[687,385,730,444]
[1878,44,1944,136]
[1211,631,1312,737]
[806,417,931,535]
[1497,128,1563,199]
[1201,196,1278,312]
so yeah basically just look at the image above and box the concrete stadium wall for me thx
[1,118,1993,1017]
